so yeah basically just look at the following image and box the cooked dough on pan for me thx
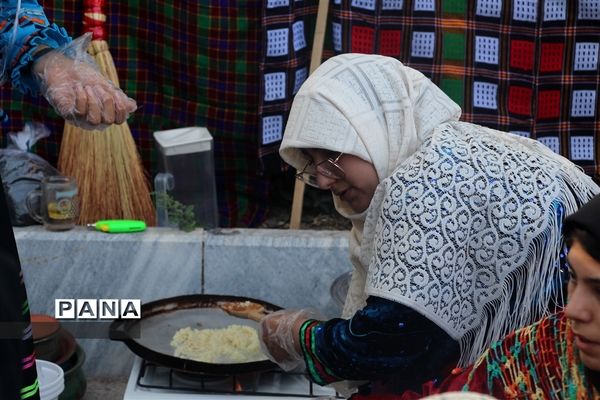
[170,324,266,364]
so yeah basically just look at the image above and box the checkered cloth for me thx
[259,0,319,170]
[0,1,268,227]
[259,0,600,177]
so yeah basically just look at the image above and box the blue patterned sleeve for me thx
[299,296,459,392]
[0,0,71,94]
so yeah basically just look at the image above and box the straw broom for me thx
[58,0,155,225]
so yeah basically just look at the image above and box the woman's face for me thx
[304,149,379,214]
[565,240,600,371]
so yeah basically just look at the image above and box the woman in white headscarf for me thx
[259,53,600,396]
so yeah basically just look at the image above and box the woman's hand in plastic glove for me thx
[32,34,137,130]
[259,309,322,371]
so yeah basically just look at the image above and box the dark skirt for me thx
[0,179,40,400]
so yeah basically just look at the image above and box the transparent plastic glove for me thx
[32,33,137,130]
[259,308,323,372]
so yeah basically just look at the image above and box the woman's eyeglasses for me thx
[295,152,345,188]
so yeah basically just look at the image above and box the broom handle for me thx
[82,0,120,86]
[83,0,107,41]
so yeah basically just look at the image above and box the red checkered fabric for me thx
[332,0,600,176]
[259,0,600,178]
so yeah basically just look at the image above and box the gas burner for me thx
[123,356,341,399]
[171,369,235,388]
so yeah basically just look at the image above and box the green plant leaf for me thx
[151,192,197,232]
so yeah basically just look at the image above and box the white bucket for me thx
[36,360,65,400]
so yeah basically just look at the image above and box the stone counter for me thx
[15,226,351,378]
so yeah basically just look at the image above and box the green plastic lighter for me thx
[87,219,147,233]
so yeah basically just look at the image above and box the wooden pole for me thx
[289,0,329,229]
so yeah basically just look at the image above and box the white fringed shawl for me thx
[362,121,599,365]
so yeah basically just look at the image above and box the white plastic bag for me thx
[0,122,60,226]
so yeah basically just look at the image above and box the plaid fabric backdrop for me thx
[0,1,268,227]
[259,0,319,170]
[259,0,600,177]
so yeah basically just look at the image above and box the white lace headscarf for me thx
[280,53,461,317]
[280,53,600,366]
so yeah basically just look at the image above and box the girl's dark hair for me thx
[564,225,600,263]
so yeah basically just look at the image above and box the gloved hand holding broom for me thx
[31,33,137,130]
[57,0,155,226]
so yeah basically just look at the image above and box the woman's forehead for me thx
[568,241,600,274]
